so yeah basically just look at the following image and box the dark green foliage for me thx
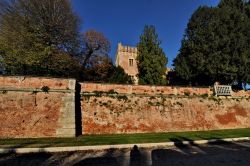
[0,0,82,77]
[116,95,128,101]
[184,91,190,96]
[167,70,189,85]
[1,90,7,94]
[109,66,133,84]
[92,91,105,97]
[200,93,209,98]
[0,55,4,74]
[174,0,250,87]
[0,0,115,81]
[137,25,168,85]
[41,86,50,93]
[218,0,244,8]
[107,89,118,95]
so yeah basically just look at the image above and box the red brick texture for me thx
[81,83,250,135]
[80,83,213,96]
[0,76,75,138]
[0,92,62,137]
[80,83,249,97]
[0,78,249,138]
[0,76,70,90]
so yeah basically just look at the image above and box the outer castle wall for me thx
[0,76,249,137]
[80,83,250,135]
[0,76,76,138]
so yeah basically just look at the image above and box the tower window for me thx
[129,59,133,66]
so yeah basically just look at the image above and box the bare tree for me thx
[81,29,111,68]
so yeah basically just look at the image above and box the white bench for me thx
[214,85,232,96]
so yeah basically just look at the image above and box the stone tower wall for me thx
[115,43,139,84]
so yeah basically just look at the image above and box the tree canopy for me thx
[81,29,111,68]
[137,25,168,85]
[0,0,81,77]
[109,66,133,84]
[80,29,113,81]
[174,0,250,88]
[0,0,115,81]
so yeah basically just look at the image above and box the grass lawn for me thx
[0,128,249,148]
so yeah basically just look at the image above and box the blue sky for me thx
[72,0,219,67]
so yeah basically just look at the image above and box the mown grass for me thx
[0,128,249,148]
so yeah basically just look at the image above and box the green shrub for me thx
[41,86,50,93]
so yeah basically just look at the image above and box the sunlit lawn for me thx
[0,128,249,148]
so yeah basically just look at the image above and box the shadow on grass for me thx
[1,141,36,149]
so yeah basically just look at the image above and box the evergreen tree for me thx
[218,0,244,9]
[109,66,133,84]
[137,25,168,85]
[0,55,4,74]
[174,0,250,87]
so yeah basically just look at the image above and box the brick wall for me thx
[1,78,249,138]
[0,76,76,138]
[81,83,249,97]
[80,83,250,135]
[80,83,213,96]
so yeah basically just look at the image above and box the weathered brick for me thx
[81,90,250,135]
[0,76,76,138]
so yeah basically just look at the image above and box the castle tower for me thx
[115,43,139,84]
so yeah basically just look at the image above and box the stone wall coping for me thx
[80,83,249,97]
[0,75,75,80]
[0,87,75,93]
[80,82,211,89]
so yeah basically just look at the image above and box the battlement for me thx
[117,42,138,53]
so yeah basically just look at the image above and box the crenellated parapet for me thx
[117,42,138,53]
